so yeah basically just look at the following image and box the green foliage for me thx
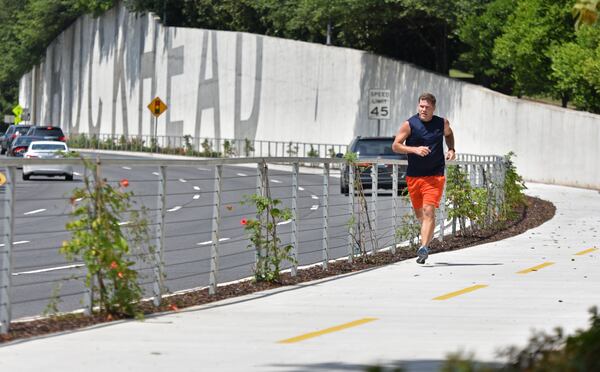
[549,24,600,112]
[445,161,509,235]
[327,147,336,158]
[492,0,575,99]
[222,139,236,157]
[456,0,517,93]
[241,194,295,282]
[200,139,220,157]
[502,152,527,219]
[244,138,255,156]
[395,212,421,249]
[442,308,600,371]
[286,141,298,156]
[307,145,319,157]
[60,156,152,317]
[503,307,600,371]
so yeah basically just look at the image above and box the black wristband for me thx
[448,148,455,152]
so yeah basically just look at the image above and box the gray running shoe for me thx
[416,246,429,264]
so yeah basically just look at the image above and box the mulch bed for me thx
[1,195,555,344]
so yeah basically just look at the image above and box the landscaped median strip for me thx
[517,262,555,274]
[575,247,598,256]
[277,317,378,344]
[432,284,488,301]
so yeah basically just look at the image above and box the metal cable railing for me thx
[0,154,505,333]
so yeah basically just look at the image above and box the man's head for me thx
[417,93,436,122]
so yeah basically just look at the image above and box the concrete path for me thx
[1,183,599,371]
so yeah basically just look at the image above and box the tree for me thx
[549,25,600,113]
[456,0,517,93]
[492,0,575,104]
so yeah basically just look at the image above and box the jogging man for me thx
[392,93,455,264]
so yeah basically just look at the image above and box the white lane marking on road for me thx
[74,172,82,176]
[310,205,319,211]
[122,166,132,170]
[0,240,30,247]
[193,186,201,191]
[197,238,230,246]
[152,172,160,176]
[167,206,182,212]
[198,167,210,171]
[271,179,282,183]
[277,219,292,226]
[193,194,201,200]
[24,209,46,215]
[179,178,187,183]
[237,173,247,177]
[13,264,85,276]
[311,195,319,200]
[118,221,131,226]
[298,187,305,191]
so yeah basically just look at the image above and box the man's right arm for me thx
[393,121,431,157]
[392,121,411,154]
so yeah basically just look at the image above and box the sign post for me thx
[368,89,391,136]
[147,97,168,153]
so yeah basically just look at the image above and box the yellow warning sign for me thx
[0,172,6,186]
[147,97,168,118]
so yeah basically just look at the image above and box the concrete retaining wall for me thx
[18,2,600,189]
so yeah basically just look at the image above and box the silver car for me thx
[22,141,74,181]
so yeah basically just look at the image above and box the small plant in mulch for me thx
[60,156,154,319]
[241,194,296,283]
[343,151,378,258]
[241,161,296,283]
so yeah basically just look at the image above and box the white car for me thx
[22,141,74,181]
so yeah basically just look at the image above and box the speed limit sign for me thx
[368,89,391,120]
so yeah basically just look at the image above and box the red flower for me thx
[110,261,118,270]
[240,218,248,226]
[169,304,179,312]
[119,179,129,188]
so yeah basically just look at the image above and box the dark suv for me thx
[1,125,32,154]
[25,126,66,142]
[339,136,408,195]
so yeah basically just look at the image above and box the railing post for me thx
[371,162,378,253]
[391,164,398,254]
[291,162,299,276]
[255,160,267,268]
[1,167,16,334]
[322,163,330,269]
[153,166,167,306]
[209,165,222,295]
[439,166,447,242]
[347,164,355,262]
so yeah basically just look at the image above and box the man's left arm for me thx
[444,118,455,160]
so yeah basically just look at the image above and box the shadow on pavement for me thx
[426,262,504,267]
[267,359,502,371]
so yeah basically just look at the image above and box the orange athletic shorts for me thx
[406,175,445,209]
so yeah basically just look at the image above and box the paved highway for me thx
[1,152,412,319]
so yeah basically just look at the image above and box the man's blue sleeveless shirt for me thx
[406,114,445,177]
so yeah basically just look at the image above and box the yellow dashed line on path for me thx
[277,317,378,344]
[575,247,598,256]
[517,262,555,274]
[433,284,488,301]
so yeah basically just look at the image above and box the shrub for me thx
[60,157,153,317]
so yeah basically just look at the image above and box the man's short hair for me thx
[418,93,436,106]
